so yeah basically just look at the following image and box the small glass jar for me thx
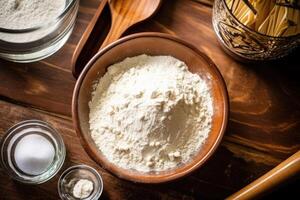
[0,120,66,184]
[58,165,103,200]
[0,0,79,63]
[212,0,300,61]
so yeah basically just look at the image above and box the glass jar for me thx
[58,165,103,200]
[0,120,66,184]
[212,0,300,61]
[0,0,79,63]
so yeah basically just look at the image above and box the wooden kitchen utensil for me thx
[71,0,108,78]
[226,150,300,200]
[71,0,161,78]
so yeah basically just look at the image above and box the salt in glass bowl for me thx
[0,120,66,184]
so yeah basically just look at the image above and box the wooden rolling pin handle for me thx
[226,151,300,200]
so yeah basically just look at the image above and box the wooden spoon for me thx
[72,0,161,78]
[226,150,300,200]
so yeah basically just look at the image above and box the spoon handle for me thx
[226,150,300,200]
[72,0,108,78]
[99,18,129,50]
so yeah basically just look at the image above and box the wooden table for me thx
[1,0,299,199]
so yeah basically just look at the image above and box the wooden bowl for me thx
[72,32,229,183]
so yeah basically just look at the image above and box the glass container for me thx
[58,165,103,200]
[0,120,66,184]
[212,0,300,61]
[0,0,79,63]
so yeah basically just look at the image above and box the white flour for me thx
[89,55,213,172]
[0,0,65,29]
[0,0,65,42]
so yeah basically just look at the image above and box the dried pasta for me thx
[225,0,300,37]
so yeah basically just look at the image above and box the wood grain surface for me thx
[0,0,299,199]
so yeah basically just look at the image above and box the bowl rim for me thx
[72,32,229,183]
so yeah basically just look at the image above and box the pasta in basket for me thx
[225,0,300,37]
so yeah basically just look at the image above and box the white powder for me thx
[89,55,213,172]
[0,0,65,29]
[0,0,65,42]
[73,179,94,199]
[14,133,55,175]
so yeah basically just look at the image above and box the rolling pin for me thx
[227,151,300,200]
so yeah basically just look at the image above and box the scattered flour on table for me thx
[89,55,213,172]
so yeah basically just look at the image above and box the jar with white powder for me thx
[58,165,103,200]
[0,120,66,184]
[0,0,79,62]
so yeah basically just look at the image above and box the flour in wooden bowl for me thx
[89,55,213,172]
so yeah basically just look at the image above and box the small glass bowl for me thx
[212,0,300,61]
[0,0,79,63]
[0,120,66,184]
[58,165,103,200]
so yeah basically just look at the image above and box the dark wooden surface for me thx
[0,0,300,199]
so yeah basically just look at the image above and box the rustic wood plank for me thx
[1,100,286,199]
[0,100,231,199]
[0,101,296,199]
[0,0,300,199]
[0,59,75,116]
[0,100,296,199]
